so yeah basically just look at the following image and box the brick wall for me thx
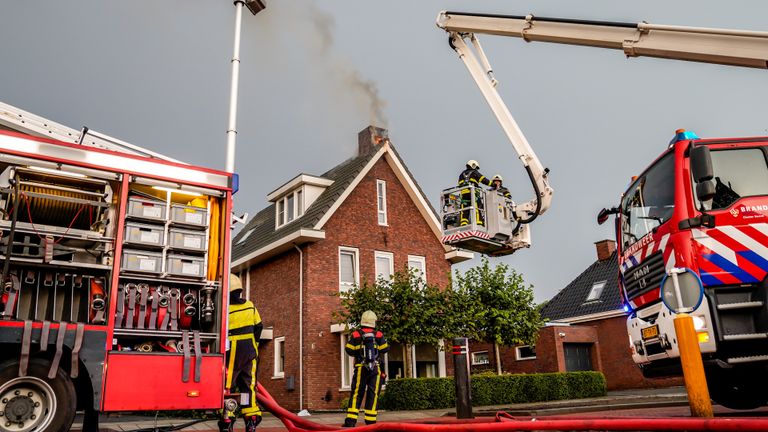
[249,155,452,411]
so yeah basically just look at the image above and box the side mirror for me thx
[597,207,619,225]
[690,146,713,183]
[696,180,715,202]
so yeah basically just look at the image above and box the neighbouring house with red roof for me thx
[231,126,472,410]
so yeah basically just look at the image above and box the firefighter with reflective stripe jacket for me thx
[219,274,263,432]
[458,159,492,226]
[343,311,389,427]
[491,174,512,199]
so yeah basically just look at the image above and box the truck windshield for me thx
[699,147,768,210]
[620,152,675,249]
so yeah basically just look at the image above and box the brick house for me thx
[469,240,681,390]
[230,126,472,411]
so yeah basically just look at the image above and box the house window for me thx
[407,255,426,283]
[339,247,359,292]
[274,337,286,378]
[276,189,305,228]
[375,251,394,281]
[471,351,490,365]
[516,345,536,360]
[340,333,356,389]
[586,281,607,302]
[377,180,387,226]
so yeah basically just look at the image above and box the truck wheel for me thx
[0,358,76,432]
[708,371,767,410]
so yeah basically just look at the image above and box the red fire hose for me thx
[255,383,768,432]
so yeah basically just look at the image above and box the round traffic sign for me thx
[660,268,704,314]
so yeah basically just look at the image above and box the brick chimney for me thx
[595,239,616,261]
[358,125,388,156]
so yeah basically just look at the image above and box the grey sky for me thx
[1,1,766,303]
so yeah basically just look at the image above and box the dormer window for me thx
[276,189,304,228]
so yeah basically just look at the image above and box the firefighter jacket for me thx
[493,185,512,199]
[345,327,390,366]
[228,298,263,349]
[458,168,492,188]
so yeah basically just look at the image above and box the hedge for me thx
[378,371,606,410]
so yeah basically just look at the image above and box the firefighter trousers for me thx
[225,336,262,418]
[346,363,383,424]
[460,190,484,226]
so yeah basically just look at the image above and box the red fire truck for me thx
[598,130,768,409]
[0,102,234,432]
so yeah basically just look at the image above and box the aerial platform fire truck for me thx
[0,101,235,432]
[436,11,768,408]
[437,10,768,257]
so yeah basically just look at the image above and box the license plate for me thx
[642,325,659,340]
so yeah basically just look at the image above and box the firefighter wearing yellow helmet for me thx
[458,160,492,226]
[343,310,390,427]
[219,274,263,432]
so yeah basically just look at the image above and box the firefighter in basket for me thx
[343,311,390,427]
[220,274,264,432]
[458,160,492,226]
[490,174,511,199]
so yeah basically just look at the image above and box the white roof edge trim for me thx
[267,174,334,202]
[557,309,625,324]
[231,228,326,269]
[381,146,445,244]
[313,146,388,230]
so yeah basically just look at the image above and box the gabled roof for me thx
[540,252,624,322]
[230,139,460,270]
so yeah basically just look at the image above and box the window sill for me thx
[339,388,351,392]
[516,357,537,361]
[272,375,285,380]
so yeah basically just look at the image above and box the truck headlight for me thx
[692,315,707,330]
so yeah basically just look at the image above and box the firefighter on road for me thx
[220,274,263,432]
[343,311,389,427]
[458,160,492,226]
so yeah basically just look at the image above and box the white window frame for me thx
[585,280,607,302]
[273,337,286,378]
[407,255,426,283]
[516,345,537,361]
[340,333,356,390]
[377,180,387,226]
[471,351,490,366]
[275,188,305,229]
[374,251,394,281]
[339,247,360,293]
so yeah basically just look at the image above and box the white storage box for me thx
[167,254,206,278]
[124,222,165,248]
[169,228,207,252]
[170,204,208,228]
[121,249,163,274]
[127,197,166,221]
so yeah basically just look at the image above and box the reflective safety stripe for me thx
[241,356,262,416]
[226,342,237,389]
[228,333,256,342]
[364,415,377,421]
[346,343,361,350]
[229,325,254,336]
[346,413,359,420]
[364,409,377,415]
[371,369,382,412]
[377,343,388,351]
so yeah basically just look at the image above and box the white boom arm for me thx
[437,11,768,224]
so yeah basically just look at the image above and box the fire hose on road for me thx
[255,382,768,432]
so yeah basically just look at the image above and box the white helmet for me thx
[466,160,479,170]
[492,174,503,182]
[361,310,377,328]
[230,274,244,292]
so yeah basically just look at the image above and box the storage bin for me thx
[124,222,165,248]
[121,249,163,274]
[167,254,206,278]
[127,197,166,221]
[169,228,207,252]
[170,204,208,228]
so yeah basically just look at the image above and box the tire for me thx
[0,358,77,432]
[707,369,768,410]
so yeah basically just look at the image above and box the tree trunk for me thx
[494,342,502,375]
[403,344,411,378]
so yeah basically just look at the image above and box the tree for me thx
[454,257,543,374]
[334,269,454,378]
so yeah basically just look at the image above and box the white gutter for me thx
[558,309,625,324]
[231,228,325,270]
[293,244,304,411]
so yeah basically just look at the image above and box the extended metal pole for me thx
[452,337,473,419]
[225,0,245,173]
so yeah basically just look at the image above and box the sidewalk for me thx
[72,386,690,431]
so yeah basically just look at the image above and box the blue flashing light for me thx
[231,173,240,194]
[623,304,630,313]
[669,129,700,145]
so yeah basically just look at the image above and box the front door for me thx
[564,343,593,372]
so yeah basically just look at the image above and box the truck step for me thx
[717,301,764,311]
[727,354,768,364]
[723,333,768,341]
